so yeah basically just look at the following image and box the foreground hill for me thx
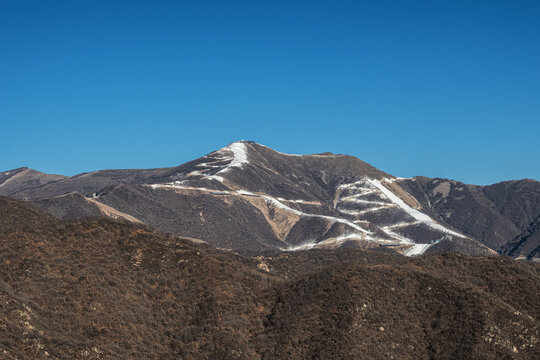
[1,141,538,258]
[0,198,538,359]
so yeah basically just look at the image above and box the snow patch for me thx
[405,243,432,256]
[277,197,321,205]
[367,179,465,238]
[150,183,211,192]
[380,226,414,244]
[283,241,319,251]
[206,175,225,182]
[385,221,421,229]
[338,198,390,206]
[217,142,249,174]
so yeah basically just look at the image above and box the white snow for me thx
[186,170,205,177]
[383,177,412,182]
[206,175,225,182]
[339,189,378,197]
[196,162,224,169]
[284,232,402,252]
[338,198,390,206]
[308,154,343,158]
[228,142,249,167]
[333,177,464,254]
[276,197,321,205]
[405,243,432,256]
[149,184,211,192]
[385,221,421,229]
[217,142,249,174]
[338,192,385,202]
[171,142,249,184]
[284,234,362,251]
[335,181,397,217]
[338,209,368,216]
[380,226,414,244]
[283,241,319,251]
[236,189,256,196]
[367,179,465,238]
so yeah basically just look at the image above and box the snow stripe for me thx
[405,243,432,256]
[367,179,465,238]
[217,142,249,174]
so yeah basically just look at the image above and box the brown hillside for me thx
[0,199,538,359]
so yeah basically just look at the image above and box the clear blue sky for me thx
[1,1,539,185]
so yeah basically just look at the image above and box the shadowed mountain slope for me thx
[397,177,540,259]
[500,214,540,260]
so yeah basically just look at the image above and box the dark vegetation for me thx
[0,197,539,359]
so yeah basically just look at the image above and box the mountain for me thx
[398,177,540,251]
[0,198,538,359]
[0,167,66,197]
[2,141,538,258]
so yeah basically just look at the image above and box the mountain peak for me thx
[1,166,30,175]
[225,141,345,159]
[0,167,67,198]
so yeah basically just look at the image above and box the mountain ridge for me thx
[1,141,538,259]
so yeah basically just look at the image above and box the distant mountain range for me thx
[1,141,539,260]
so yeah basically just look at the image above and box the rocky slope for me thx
[398,177,540,259]
[2,141,538,258]
[0,198,538,359]
[500,214,540,260]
